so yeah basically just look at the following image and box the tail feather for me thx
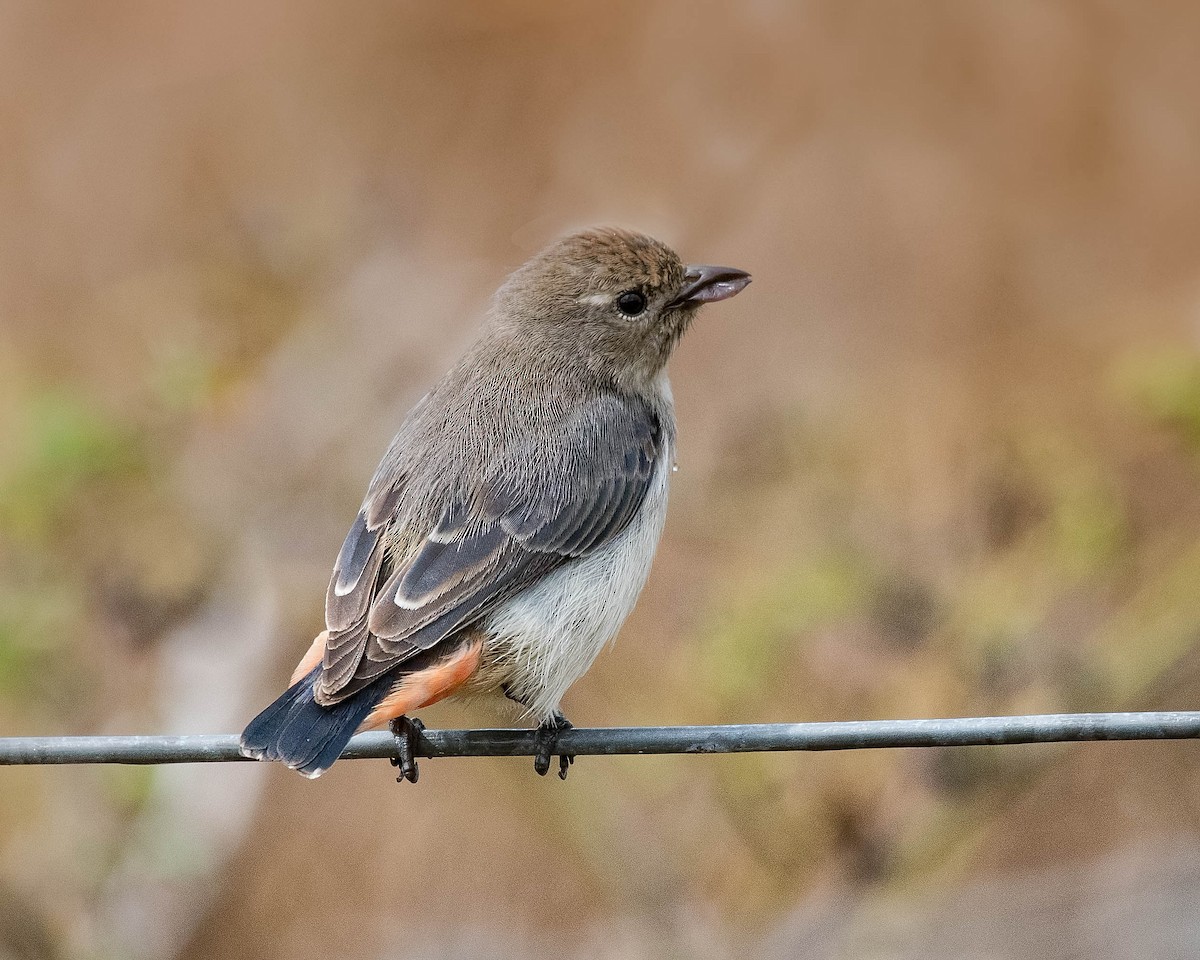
[240,667,388,778]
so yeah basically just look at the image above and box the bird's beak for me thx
[667,264,752,309]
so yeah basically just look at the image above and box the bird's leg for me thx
[533,712,575,780]
[389,716,426,784]
[505,686,575,780]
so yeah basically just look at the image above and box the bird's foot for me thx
[389,716,426,784]
[533,713,575,780]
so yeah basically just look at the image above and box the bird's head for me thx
[491,227,751,387]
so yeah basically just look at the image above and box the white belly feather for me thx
[474,442,672,720]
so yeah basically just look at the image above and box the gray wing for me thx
[315,394,665,705]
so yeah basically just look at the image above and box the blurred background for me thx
[4,2,1200,958]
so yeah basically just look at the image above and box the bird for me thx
[239,226,751,780]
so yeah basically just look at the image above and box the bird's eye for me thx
[616,290,647,317]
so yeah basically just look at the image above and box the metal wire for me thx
[1,711,1199,766]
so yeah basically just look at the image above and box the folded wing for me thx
[314,394,665,705]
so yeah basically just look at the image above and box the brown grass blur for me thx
[3,3,1200,958]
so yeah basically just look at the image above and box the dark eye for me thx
[616,290,647,317]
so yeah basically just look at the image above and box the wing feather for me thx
[320,618,372,693]
[314,393,667,705]
[325,512,386,632]
[397,523,509,608]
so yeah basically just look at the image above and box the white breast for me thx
[476,441,672,721]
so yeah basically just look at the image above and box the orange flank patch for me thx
[289,630,329,685]
[359,638,484,731]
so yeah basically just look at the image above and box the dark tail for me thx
[239,667,388,778]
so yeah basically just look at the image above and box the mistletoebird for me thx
[240,227,751,780]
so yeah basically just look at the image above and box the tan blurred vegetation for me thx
[4,2,1200,958]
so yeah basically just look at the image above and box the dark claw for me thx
[533,714,574,780]
[389,716,426,784]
